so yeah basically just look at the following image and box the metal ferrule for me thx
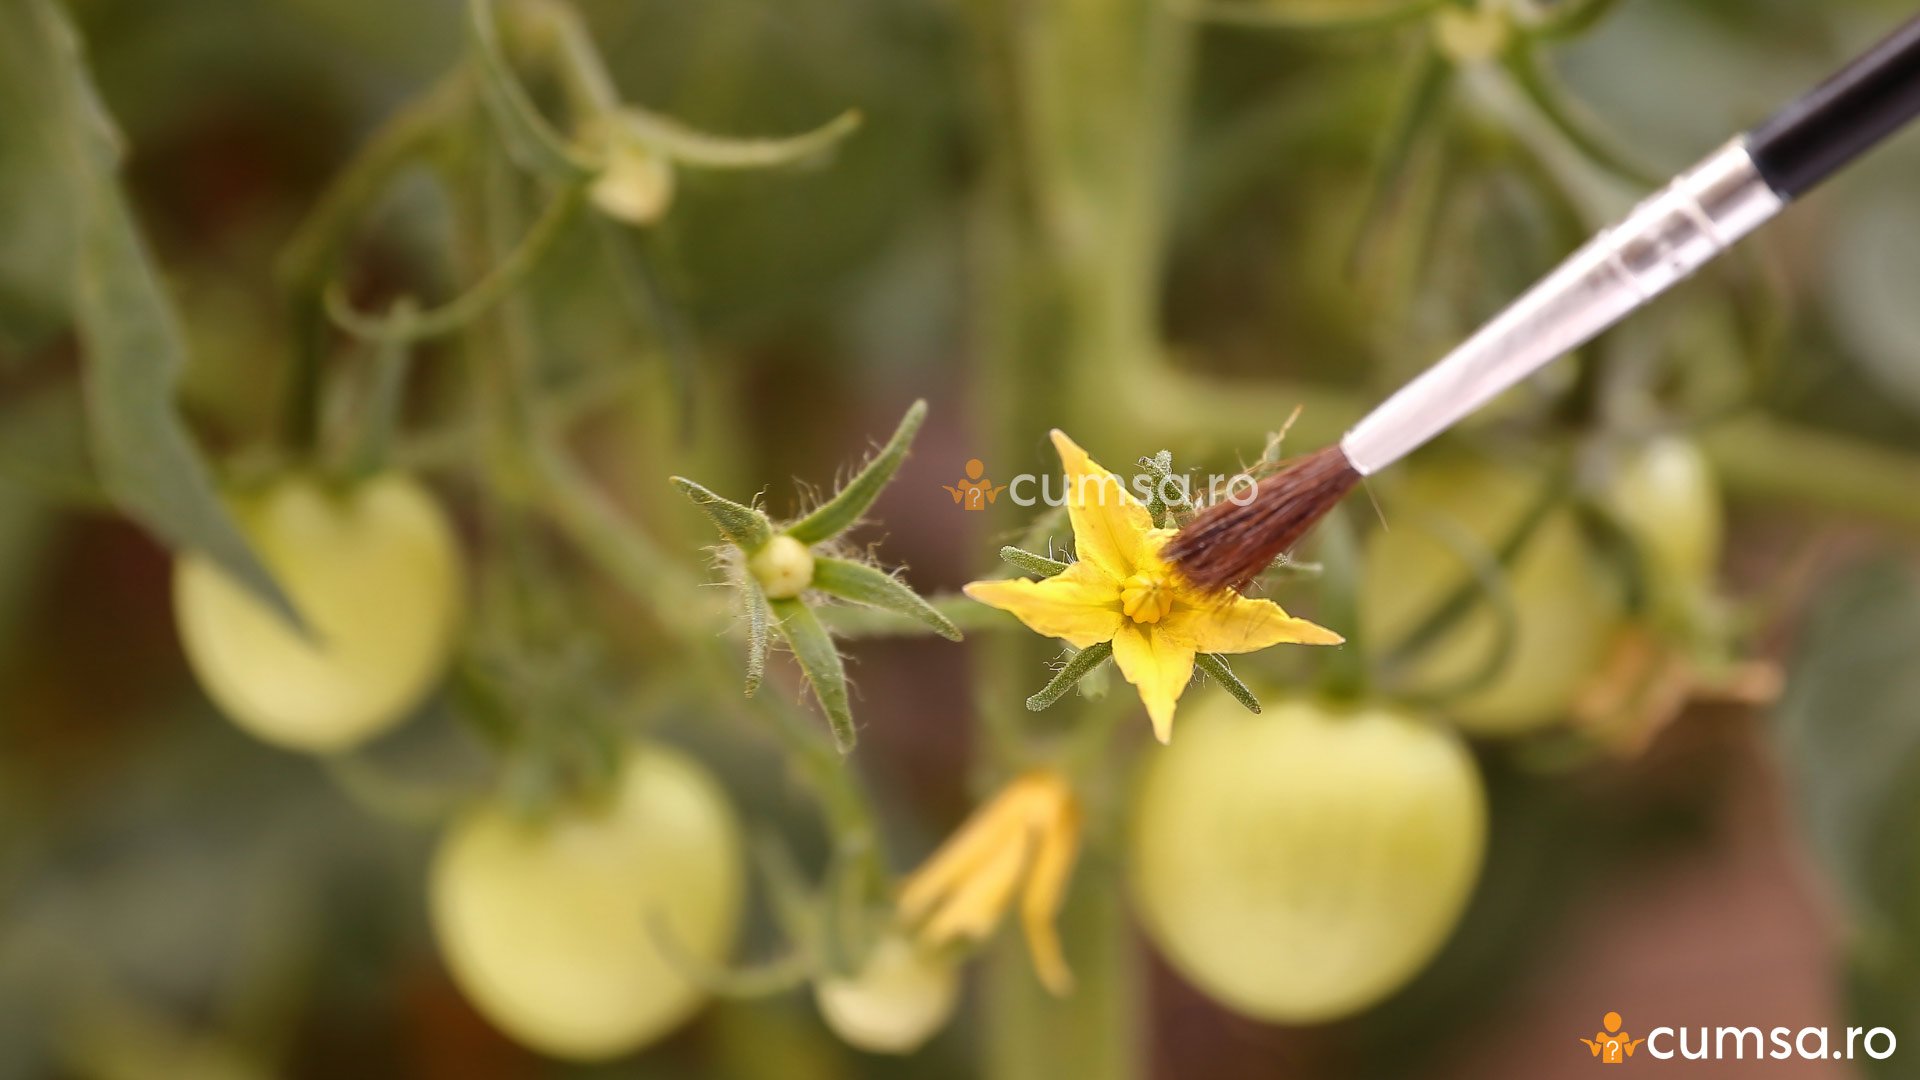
[1341,137,1785,476]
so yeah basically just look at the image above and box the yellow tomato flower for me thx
[898,770,1081,996]
[964,431,1344,743]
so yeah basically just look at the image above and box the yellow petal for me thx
[1164,592,1344,654]
[963,559,1122,649]
[899,782,1037,923]
[1110,623,1196,744]
[1050,430,1154,581]
[918,831,1029,946]
[1019,796,1082,997]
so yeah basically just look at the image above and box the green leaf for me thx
[4,0,300,627]
[812,557,961,642]
[671,476,774,552]
[1000,545,1070,578]
[1778,561,1920,929]
[1776,560,1920,1053]
[785,400,926,544]
[770,597,856,753]
[1195,653,1261,714]
[741,578,770,697]
[1026,642,1114,711]
[466,0,596,182]
[619,105,862,169]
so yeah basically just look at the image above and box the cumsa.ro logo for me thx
[942,458,1257,511]
[1581,1011,1643,1063]
[1581,1010,1896,1064]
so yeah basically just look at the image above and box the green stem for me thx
[324,183,585,344]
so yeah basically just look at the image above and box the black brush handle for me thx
[1747,12,1920,199]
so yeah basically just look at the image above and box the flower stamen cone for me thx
[964,431,1343,743]
[898,769,1081,996]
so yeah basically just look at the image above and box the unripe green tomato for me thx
[173,473,461,752]
[1600,436,1723,594]
[1360,453,1624,734]
[814,930,959,1054]
[430,744,745,1061]
[748,535,815,599]
[1130,699,1485,1024]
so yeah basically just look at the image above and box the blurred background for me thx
[5,0,1920,1076]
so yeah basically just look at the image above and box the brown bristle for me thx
[1164,444,1360,593]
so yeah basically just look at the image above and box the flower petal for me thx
[899,781,1035,923]
[1111,623,1196,744]
[1164,593,1344,654]
[1050,430,1154,581]
[917,832,1028,946]
[964,559,1122,649]
[1019,794,1082,997]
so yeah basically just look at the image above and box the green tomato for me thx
[814,929,959,1055]
[173,473,461,752]
[1130,698,1485,1024]
[431,744,745,1061]
[748,535,815,600]
[1601,435,1723,596]
[1360,453,1624,734]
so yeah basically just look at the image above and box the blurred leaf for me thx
[0,379,104,508]
[1777,559,1920,1065]
[785,399,925,544]
[811,557,961,642]
[1827,188,1920,421]
[1778,559,1920,928]
[0,0,299,626]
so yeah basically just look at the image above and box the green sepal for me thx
[1138,450,1189,528]
[1000,546,1068,578]
[812,557,961,642]
[785,400,926,544]
[616,105,862,170]
[671,476,774,552]
[1027,641,1114,711]
[770,597,857,753]
[741,578,771,697]
[1196,653,1262,714]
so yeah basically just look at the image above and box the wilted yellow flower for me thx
[898,770,1081,996]
[965,431,1343,743]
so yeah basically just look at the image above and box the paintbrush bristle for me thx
[1164,444,1360,593]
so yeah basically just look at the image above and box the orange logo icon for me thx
[944,459,1007,511]
[1581,1011,1644,1064]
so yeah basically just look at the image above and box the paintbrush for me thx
[1166,12,1920,593]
